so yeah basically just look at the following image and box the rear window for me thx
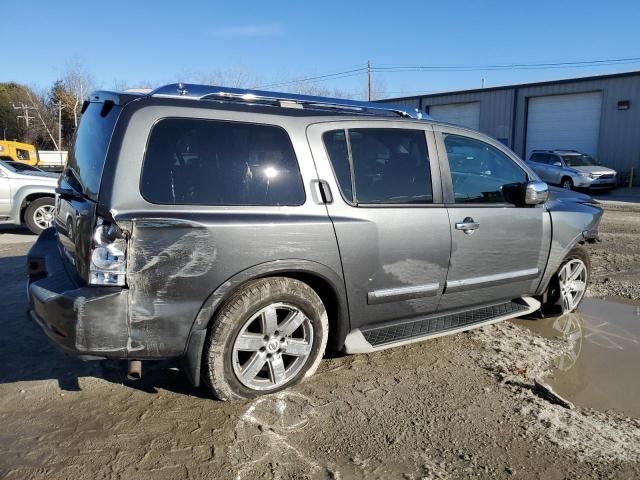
[64,101,121,199]
[140,118,305,206]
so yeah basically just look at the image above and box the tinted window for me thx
[444,135,527,204]
[349,129,432,204]
[323,130,353,202]
[530,153,548,164]
[141,119,305,206]
[64,101,121,199]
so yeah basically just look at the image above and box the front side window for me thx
[141,119,305,206]
[323,128,432,205]
[444,134,527,204]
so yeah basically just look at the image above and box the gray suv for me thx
[527,149,617,190]
[27,84,602,400]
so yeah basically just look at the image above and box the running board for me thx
[343,297,540,354]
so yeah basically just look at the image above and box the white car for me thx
[527,150,617,190]
[0,159,58,234]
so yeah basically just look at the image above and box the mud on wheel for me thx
[202,277,328,400]
[543,245,590,314]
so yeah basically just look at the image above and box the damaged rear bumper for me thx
[27,228,129,357]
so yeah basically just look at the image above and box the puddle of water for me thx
[512,297,640,417]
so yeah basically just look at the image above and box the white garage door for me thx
[525,92,602,159]
[429,102,480,130]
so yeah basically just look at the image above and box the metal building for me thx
[380,70,640,180]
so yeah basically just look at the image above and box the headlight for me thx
[89,221,127,286]
[577,172,589,178]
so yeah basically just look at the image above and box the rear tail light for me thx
[89,218,127,286]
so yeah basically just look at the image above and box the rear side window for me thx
[323,128,432,205]
[141,119,305,206]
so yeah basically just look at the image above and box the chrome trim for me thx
[367,282,440,305]
[150,83,431,120]
[445,268,540,293]
[525,180,549,205]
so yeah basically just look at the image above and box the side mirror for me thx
[552,161,562,167]
[502,180,548,206]
[525,180,549,205]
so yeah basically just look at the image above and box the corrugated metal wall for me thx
[381,72,640,176]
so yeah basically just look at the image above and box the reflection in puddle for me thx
[512,297,640,417]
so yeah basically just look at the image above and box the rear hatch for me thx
[55,98,121,281]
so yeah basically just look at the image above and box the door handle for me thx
[455,217,480,235]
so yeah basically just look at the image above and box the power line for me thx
[262,65,367,88]
[372,56,640,72]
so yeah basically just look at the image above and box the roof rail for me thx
[150,83,431,120]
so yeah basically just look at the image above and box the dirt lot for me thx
[1,202,639,480]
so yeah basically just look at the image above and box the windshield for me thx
[63,101,121,199]
[562,154,599,167]
[0,160,41,172]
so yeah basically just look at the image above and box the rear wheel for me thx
[202,277,328,400]
[24,197,55,235]
[561,177,574,190]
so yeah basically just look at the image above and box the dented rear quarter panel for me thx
[103,101,345,358]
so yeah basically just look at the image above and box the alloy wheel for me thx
[558,258,587,313]
[33,204,55,230]
[232,302,314,391]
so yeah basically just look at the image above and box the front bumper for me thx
[574,176,617,189]
[27,228,129,357]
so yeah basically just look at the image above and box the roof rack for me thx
[150,83,431,120]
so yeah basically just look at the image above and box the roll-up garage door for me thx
[525,92,602,159]
[429,102,480,130]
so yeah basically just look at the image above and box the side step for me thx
[343,297,540,354]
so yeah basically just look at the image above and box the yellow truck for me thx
[0,141,66,172]
[0,140,39,165]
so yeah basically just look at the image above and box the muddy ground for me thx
[1,202,639,480]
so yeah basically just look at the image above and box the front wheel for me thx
[24,197,55,235]
[202,277,328,400]
[561,177,574,190]
[542,246,590,314]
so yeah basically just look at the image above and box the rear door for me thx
[307,121,451,331]
[55,98,121,280]
[434,125,549,311]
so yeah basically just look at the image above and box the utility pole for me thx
[367,60,372,101]
[12,103,36,128]
[52,101,65,151]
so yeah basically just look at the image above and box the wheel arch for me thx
[181,259,350,387]
[19,192,55,223]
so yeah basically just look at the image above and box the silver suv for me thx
[527,149,617,190]
[27,84,602,400]
[0,160,57,234]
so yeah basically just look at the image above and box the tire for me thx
[561,177,574,190]
[24,197,55,235]
[542,245,590,314]
[202,277,328,400]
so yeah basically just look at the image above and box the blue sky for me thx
[3,0,640,98]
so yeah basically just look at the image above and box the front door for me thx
[307,121,451,331]
[435,126,549,311]
[0,168,10,216]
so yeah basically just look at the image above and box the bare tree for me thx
[62,58,96,127]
